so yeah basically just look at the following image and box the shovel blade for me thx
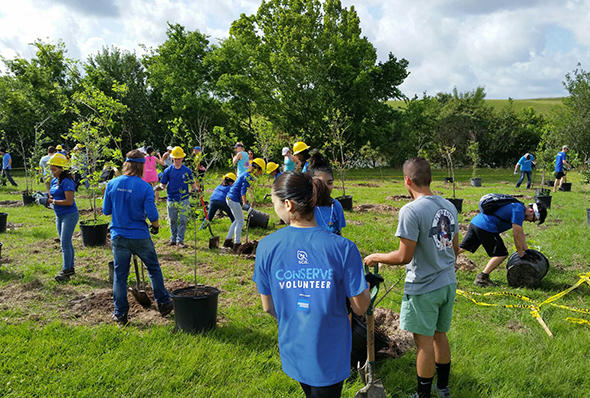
[354,379,387,398]
[129,286,152,308]
[209,236,220,249]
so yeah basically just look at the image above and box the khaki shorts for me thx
[400,284,456,336]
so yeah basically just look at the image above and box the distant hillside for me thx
[389,97,565,115]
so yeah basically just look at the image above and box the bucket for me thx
[560,182,571,191]
[444,177,453,183]
[108,261,114,284]
[506,249,549,288]
[470,178,482,187]
[249,209,269,229]
[534,195,551,210]
[446,198,463,213]
[22,192,35,206]
[336,195,353,211]
[545,180,554,187]
[171,286,220,334]
[0,212,7,233]
[350,314,390,366]
[79,222,109,247]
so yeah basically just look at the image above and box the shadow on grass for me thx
[72,274,112,289]
[206,323,278,354]
[0,268,23,282]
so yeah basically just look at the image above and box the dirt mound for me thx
[386,195,412,201]
[6,222,24,230]
[0,200,22,207]
[374,307,414,358]
[456,254,478,272]
[354,183,380,187]
[237,241,258,255]
[354,204,398,213]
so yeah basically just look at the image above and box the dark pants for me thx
[300,381,344,398]
[2,169,17,186]
[200,200,234,229]
[515,170,531,188]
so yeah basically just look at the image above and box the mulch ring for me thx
[354,203,398,213]
[386,195,412,201]
[374,307,414,359]
[455,254,478,272]
[0,200,23,207]
[353,183,380,188]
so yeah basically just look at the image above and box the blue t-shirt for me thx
[253,226,367,386]
[555,151,567,172]
[2,153,11,169]
[102,175,158,239]
[227,172,255,202]
[471,202,526,233]
[301,161,309,173]
[314,199,346,235]
[210,184,231,202]
[273,171,282,181]
[236,151,250,176]
[160,165,194,202]
[517,154,534,172]
[50,177,78,216]
[284,156,295,172]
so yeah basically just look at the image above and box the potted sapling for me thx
[468,141,482,187]
[442,145,463,213]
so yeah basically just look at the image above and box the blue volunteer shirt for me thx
[209,184,231,202]
[253,226,367,387]
[160,164,194,202]
[2,153,11,169]
[517,154,534,172]
[314,198,346,235]
[227,172,255,202]
[102,175,158,239]
[471,202,526,233]
[50,177,78,216]
[301,161,309,173]
[555,151,567,172]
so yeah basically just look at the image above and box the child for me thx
[143,146,160,202]
[253,171,370,398]
[266,162,282,180]
[201,173,236,230]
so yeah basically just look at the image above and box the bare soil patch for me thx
[354,182,380,188]
[348,220,363,226]
[456,254,478,272]
[374,307,414,358]
[386,195,412,201]
[354,203,398,213]
[0,200,22,207]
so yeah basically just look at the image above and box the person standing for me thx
[39,146,56,193]
[143,146,160,202]
[159,146,174,168]
[364,157,459,398]
[103,149,173,325]
[293,141,311,172]
[232,142,250,176]
[553,145,571,192]
[0,148,18,186]
[156,146,198,248]
[253,171,370,398]
[282,147,296,172]
[55,145,67,156]
[46,153,79,282]
[514,152,535,189]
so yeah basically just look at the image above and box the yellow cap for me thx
[251,158,266,172]
[266,162,279,174]
[48,153,69,168]
[293,141,310,155]
[74,144,83,150]
[223,172,237,181]
[56,145,63,150]
[170,146,186,159]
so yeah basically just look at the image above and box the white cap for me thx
[167,146,173,151]
[282,147,290,156]
[532,203,540,221]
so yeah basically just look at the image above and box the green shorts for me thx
[400,284,456,336]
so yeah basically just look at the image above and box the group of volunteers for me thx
[513,145,572,192]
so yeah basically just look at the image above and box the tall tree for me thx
[559,64,590,162]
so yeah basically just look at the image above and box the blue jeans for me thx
[56,211,79,271]
[1,169,17,186]
[111,236,171,318]
[200,199,234,229]
[516,170,532,188]
[167,199,189,243]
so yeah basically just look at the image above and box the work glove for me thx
[150,225,159,235]
[365,272,384,289]
[242,203,251,212]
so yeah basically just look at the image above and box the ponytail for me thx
[273,171,328,219]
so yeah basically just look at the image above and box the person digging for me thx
[461,194,547,287]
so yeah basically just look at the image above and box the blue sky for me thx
[1,0,589,99]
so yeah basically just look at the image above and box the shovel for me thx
[128,255,151,308]
[195,187,219,249]
[356,265,387,398]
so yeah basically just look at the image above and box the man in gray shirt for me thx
[364,157,458,398]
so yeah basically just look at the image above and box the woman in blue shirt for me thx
[103,150,173,325]
[253,171,370,397]
[46,153,79,282]
[514,152,535,189]
[200,172,236,230]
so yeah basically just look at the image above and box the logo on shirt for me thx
[429,208,456,251]
[297,250,308,264]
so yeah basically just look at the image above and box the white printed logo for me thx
[297,250,308,264]
[430,209,456,251]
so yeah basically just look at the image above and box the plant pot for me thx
[350,313,390,367]
[79,221,109,247]
[336,195,353,211]
[0,212,7,233]
[444,177,453,183]
[470,177,482,187]
[545,180,554,187]
[108,261,114,284]
[534,195,551,210]
[534,188,550,197]
[506,249,549,288]
[560,182,571,192]
[22,192,35,206]
[249,209,270,229]
[171,286,220,334]
[445,198,463,213]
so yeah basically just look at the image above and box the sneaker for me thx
[177,242,186,248]
[54,269,75,282]
[436,386,451,398]
[167,241,176,246]
[158,300,174,317]
[223,238,233,248]
[474,272,497,287]
[409,393,419,398]
[111,313,128,326]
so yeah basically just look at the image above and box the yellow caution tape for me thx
[566,317,590,327]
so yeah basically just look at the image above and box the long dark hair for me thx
[272,171,328,220]
[294,148,310,163]
[58,168,73,184]
[306,151,332,206]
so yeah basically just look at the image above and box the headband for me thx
[125,157,145,164]
[532,203,540,221]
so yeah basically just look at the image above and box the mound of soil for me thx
[354,204,398,213]
[374,307,414,359]
[456,254,478,272]
[237,241,258,255]
[0,200,22,207]
[386,195,412,201]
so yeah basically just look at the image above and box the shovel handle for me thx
[133,255,140,289]
[366,312,375,362]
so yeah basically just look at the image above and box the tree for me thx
[560,64,590,162]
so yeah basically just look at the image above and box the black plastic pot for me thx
[249,209,270,229]
[534,188,551,197]
[470,177,482,187]
[350,314,390,366]
[445,198,463,213]
[560,182,572,191]
[506,249,549,288]
[535,195,551,210]
[545,180,554,187]
[79,222,109,247]
[22,192,35,206]
[0,212,7,233]
[336,195,353,211]
[171,286,220,334]
[444,177,453,183]
[108,261,114,284]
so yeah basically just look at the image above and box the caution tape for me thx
[566,317,590,327]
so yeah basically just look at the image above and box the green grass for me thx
[388,97,565,115]
[1,169,589,397]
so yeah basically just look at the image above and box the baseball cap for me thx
[282,147,289,156]
[194,146,201,151]
[167,146,173,151]
[234,142,244,149]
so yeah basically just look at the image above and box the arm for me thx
[452,233,460,257]
[145,187,159,225]
[260,294,277,319]
[349,288,370,316]
[512,224,528,257]
[50,190,75,207]
[364,237,417,266]
[232,152,242,165]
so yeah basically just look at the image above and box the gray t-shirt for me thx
[395,195,458,295]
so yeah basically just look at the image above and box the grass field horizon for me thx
[389,97,565,115]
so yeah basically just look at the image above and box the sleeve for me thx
[395,205,419,242]
[144,185,159,222]
[62,178,75,192]
[335,200,346,229]
[517,157,524,166]
[511,204,525,226]
[102,184,112,216]
[530,154,535,161]
[252,241,272,295]
[160,168,169,185]
[343,242,368,298]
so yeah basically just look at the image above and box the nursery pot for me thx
[336,195,353,211]
[534,195,552,210]
[0,212,7,233]
[506,249,549,288]
[249,209,270,229]
[545,179,554,187]
[350,313,390,366]
[445,198,463,213]
[444,177,453,183]
[79,221,109,247]
[22,192,35,206]
[470,177,482,187]
[171,286,220,334]
[560,182,572,191]
[534,188,550,197]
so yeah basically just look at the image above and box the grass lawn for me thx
[1,168,589,397]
